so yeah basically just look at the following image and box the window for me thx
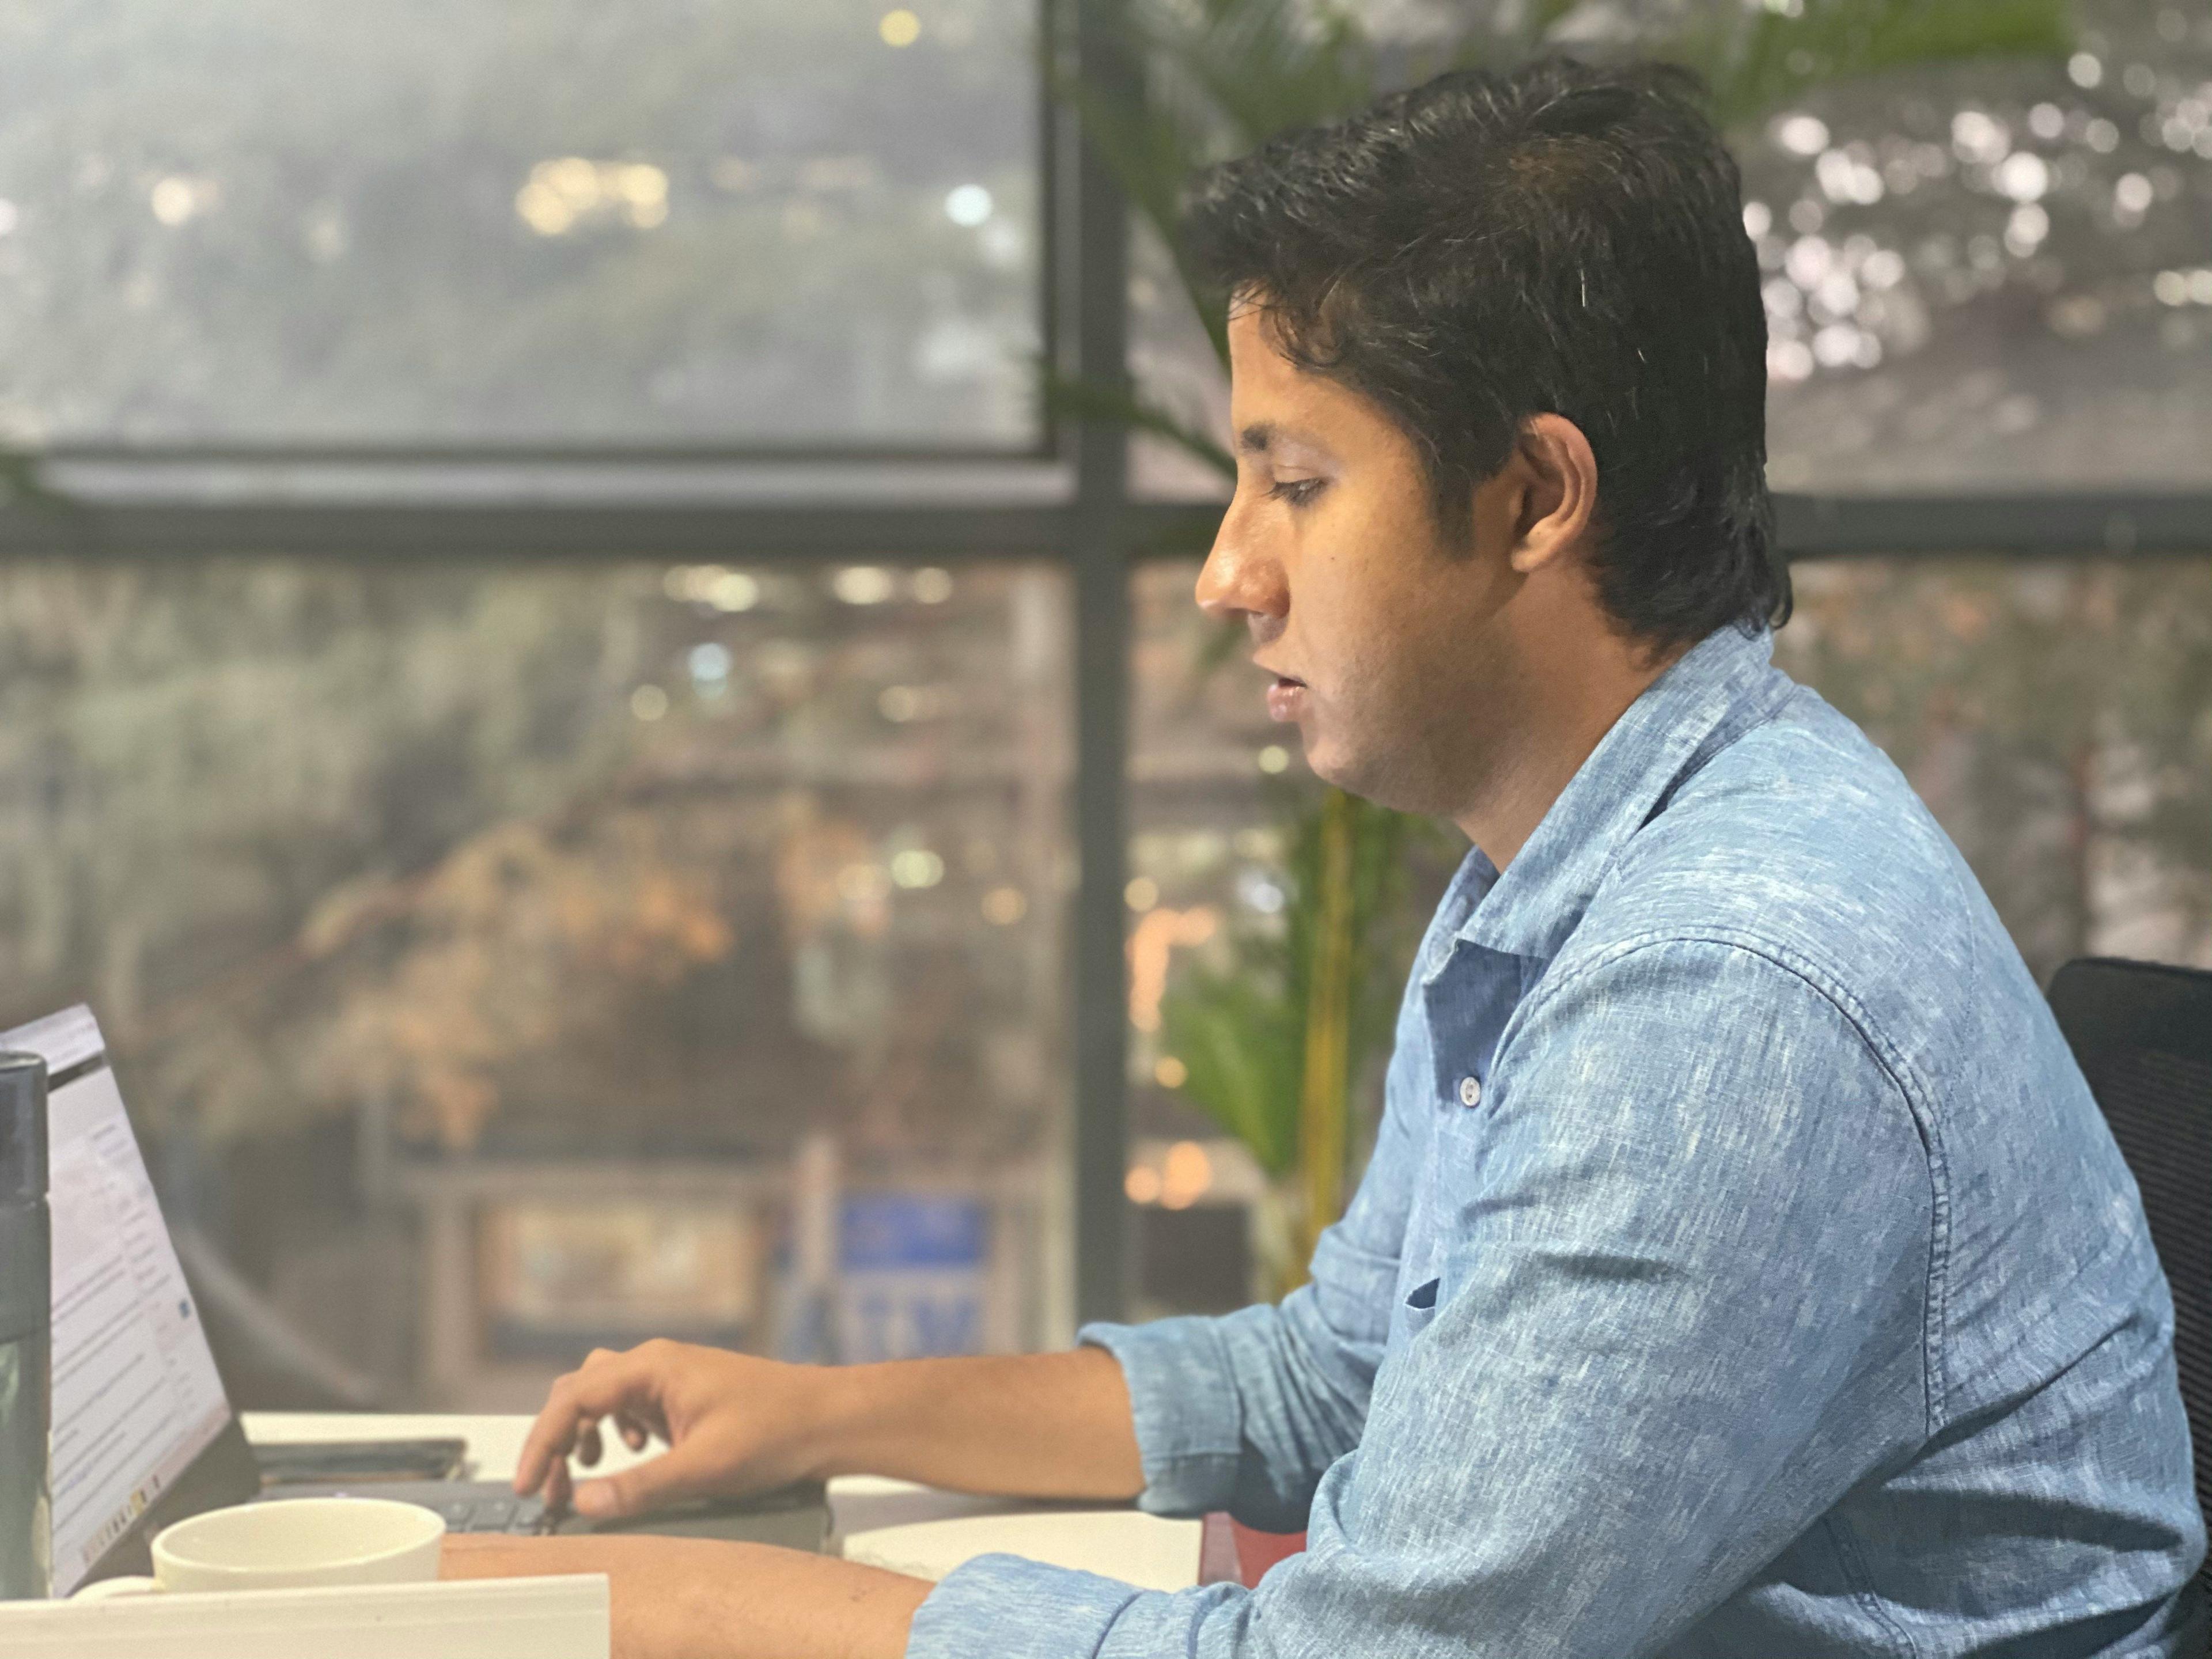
[1126,0,2212,498]
[1775,556,2212,975]
[0,555,1074,1403]
[0,0,1042,450]
[1753,2,2212,492]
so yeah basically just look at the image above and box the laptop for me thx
[3,1004,827,1596]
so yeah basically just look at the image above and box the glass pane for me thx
[0,0,1040,449]
[1777,556,2212,977]
[1750,1,2212,491]
[1128,0,2212,495]
[0,556,1073,1407]
[1129,218,1232,502]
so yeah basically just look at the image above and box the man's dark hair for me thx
[1184,58,1789,647]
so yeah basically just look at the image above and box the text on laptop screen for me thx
[1,1006,229,1594]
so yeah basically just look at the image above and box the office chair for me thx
[2048,957,2212,1573]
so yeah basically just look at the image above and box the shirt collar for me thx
[1453,623,1786,964]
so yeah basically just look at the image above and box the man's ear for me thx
[1506,414,1599,575]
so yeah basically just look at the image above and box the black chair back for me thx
[2049,957,2212,1548]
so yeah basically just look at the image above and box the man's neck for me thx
[1452,632,1685,870]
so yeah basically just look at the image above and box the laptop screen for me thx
[1,1006,230,1595]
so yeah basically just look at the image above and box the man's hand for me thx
[516,1340,1143,1519]
[514,1340,837,1520]
[442,1534,930,1659]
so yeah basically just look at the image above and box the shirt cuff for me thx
[904,1552,1248,1659]
[1080,1315,1244,1516]
[903,1552,1141,1659]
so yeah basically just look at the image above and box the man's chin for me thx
[1305,739,1434,816]
[1302,737,1365,797]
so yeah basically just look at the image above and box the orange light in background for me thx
[1153,1055,1187,1089]
[1126,906,1217,1032]
[1160,1141,1211,1210]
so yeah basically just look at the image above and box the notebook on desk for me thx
[3,1003,827,1596]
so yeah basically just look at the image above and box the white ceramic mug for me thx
[71,1496,445,1599]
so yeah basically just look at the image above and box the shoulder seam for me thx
[1508,927,1949,1442]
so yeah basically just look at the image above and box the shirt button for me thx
[1457,1075,1482,1108]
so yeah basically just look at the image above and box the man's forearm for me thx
[445,1535,931,1659]
[475,1347,1146,1658]
[806,1346,1145,1501]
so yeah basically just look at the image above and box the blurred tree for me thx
[1777,559,2212,984]
[0,558,1058,1163]
[0,553,1075,1391]
[0,0,1040,446]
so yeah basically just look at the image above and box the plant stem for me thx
[1293,787,1357,1281]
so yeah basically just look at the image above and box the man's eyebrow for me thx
[1238,422,1327,458]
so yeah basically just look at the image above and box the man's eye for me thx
[1267,476,1325,507]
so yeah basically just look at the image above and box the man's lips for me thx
[1263,671,1308,724]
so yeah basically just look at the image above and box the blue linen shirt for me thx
[907,623,2206,1658]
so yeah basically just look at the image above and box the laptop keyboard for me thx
[429,1491,551,1535]
[259,1480,554,1535]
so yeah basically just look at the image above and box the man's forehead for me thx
[1226,305,1304,381]
[1227,319,1342,454]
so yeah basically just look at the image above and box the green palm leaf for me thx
[1669,0,2073,128]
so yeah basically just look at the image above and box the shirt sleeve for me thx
[906,940,1937,1659]
[1073,953,1435,1530]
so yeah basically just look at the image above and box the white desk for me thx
[241,1413,1201,1593]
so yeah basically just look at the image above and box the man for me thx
[449,59,2207,1656]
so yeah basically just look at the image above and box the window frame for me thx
[1,0,2208,1329]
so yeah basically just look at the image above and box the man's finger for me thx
[543,1457,573,1516]
[513,1353,661,1495]
[571,1444,720,1521]
[513,1382,587,1496]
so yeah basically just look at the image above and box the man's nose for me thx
[1195,509,1285,625]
